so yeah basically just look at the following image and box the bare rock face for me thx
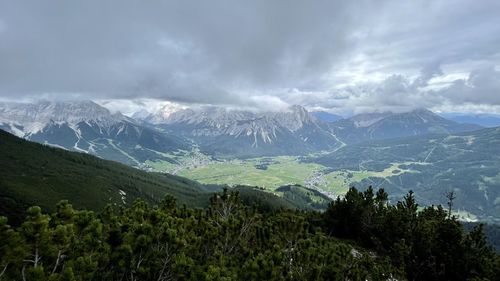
[0,101,186,165]
[0,100,126,135]
[155,105,342,157]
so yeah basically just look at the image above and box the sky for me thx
[0,0,499,115]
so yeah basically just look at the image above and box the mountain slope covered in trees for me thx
[0,129,210,224]
[309,126,500,223]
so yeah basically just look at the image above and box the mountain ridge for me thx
[0,100,189,165]
[440,112,500,128]
[329,108,482,143]
[0,100,487,160]
[157,105,343,157]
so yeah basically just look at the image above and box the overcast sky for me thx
[0,0,499,114]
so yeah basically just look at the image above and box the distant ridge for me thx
[328,108,482,143]
[440,112,500,128]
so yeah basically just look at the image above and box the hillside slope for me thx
[0,129,209,223]
[0,129,314,224]
[309,126,500,222]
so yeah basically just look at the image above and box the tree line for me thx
[0,187,499,280]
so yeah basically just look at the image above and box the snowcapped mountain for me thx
[0,101,187,165]
[329,108,483,143]
[155,105,343,157]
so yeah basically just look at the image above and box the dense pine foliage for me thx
[1,188,498,281]
[464,222,500,252]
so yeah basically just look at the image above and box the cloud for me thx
[0,0,499,113]
[0,19,6,34]
[95,99,187,116]
[273,61,500,115]
[296,65,500,115]
[0,1,360,100]
[317,75,441,114]
[437,66,500,105]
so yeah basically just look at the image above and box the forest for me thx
[1,187,499,281]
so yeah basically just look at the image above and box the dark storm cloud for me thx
[0,0,499,113]
[0,0,363,102]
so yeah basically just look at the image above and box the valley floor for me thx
[146,152,410,198]
[143,150,482,222]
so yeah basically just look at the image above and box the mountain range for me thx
[0,101,187,166]
[155,105,343,157]
[0,100,486,159]
[145,105,482,157]
[0,100,488,159]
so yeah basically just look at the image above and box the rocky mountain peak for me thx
[0,100,126,134]
[162,104,318,131]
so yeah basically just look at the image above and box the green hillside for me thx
[309,127,500,223]
[233,184,331,212]
[0,130,314,225]
[0,129,212,223]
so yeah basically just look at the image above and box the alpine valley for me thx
[1,100,499,223]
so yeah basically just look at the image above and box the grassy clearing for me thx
[145,159,178,171]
